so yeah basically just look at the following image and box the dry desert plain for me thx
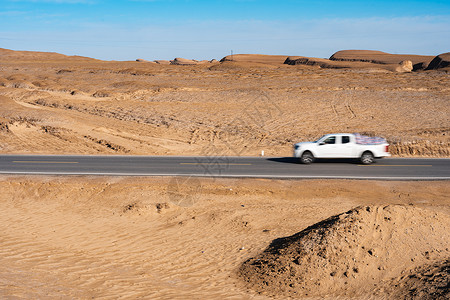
[0,48,449,299]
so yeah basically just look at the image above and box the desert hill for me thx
[0,47,98,63]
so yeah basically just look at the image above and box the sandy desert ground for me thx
[0,176,448,299]
[0,48,449,299]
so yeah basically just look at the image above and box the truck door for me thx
[338,135,354,157]
[317,135,337,158]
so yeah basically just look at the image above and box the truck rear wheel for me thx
[300,151,315,164]
[360,151,374,164]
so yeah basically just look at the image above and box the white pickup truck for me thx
[293,133,390,164]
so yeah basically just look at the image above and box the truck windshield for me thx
[313,135,326,143]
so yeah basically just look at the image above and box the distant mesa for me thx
[426,52,450,70]
[284,55,391,71]
[284,56,348,69]
[285,50,441,72]
[2,47,448,73]
[220,54,288,65]
[329,50,434,67]
[135,58,156,63]
[169,57,216,65]
[284,56,318,66]
[216,52,447,72]
[329,50,388,62]
[153,60,171,65]
[170,57,198,65]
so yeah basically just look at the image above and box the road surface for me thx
[0,155,449,180]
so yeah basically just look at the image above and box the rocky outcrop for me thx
[239,205,450,298]
[284,56,374,69]
[0,117,10,133]
[413,62,428,71]
[284,56,321,66]
[284,56,344,68]
[395,60,413,72]
[426,52,450,70]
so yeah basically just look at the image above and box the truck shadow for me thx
[267,157,362,164]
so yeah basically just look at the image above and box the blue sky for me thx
[1,0,449,61]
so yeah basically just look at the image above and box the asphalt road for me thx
[0,155,449,180]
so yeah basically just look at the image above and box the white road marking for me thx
[13,161,79,164]
[0,171,448,180]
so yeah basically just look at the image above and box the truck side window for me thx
[324,136,335,144]
[342,136,350,144]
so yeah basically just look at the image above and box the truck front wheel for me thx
[360,151,374,164]
[300,151,315,164]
